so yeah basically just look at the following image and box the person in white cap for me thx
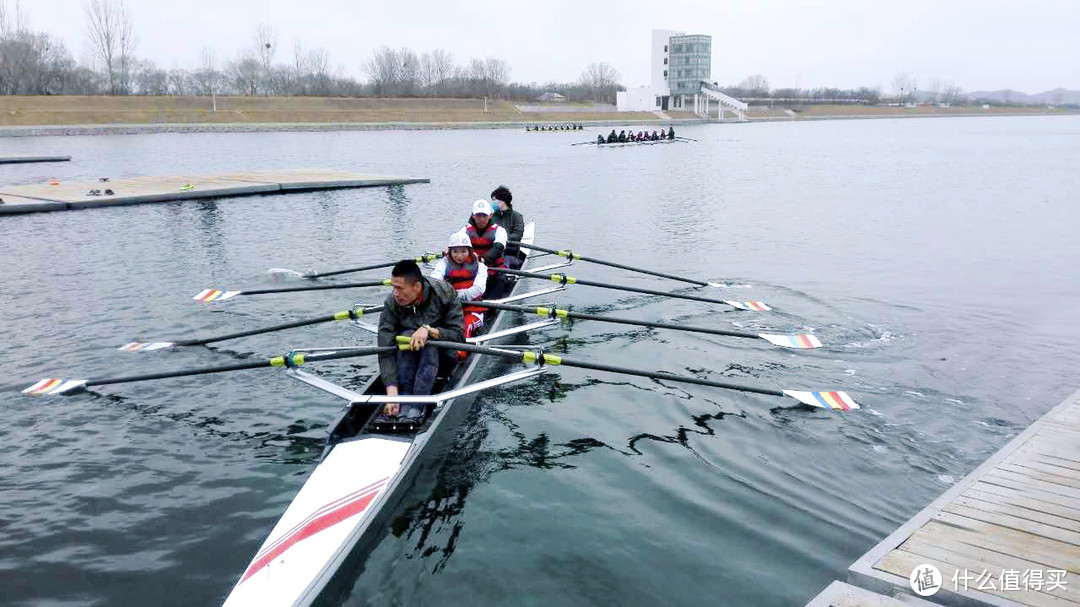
[464,198,511,299]
[430,230,488,344]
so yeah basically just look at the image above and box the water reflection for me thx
[384,376,739,573]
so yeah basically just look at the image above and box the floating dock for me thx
[808,388,1080,606]
[0,155,71,164]
[0,169,428,214]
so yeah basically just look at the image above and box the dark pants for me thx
[396,331,439,396]
[506,254,523,270]
[484,272,514,300]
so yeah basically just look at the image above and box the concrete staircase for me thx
[699,82,748,120]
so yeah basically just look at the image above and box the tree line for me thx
[0,0,624,101]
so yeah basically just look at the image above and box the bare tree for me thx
[419,48,453,93]
[116,0,135,93]
[364,46,403,95]
[190,46,220,95]
[891,72,917,104]
[483,56,509,96]
[738,74,769,93]
[579,61,620,103]
[85,0,119,93]
[1,0,28,38]
[253,23,275,94]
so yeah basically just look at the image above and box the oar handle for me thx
[508,241,708,287]
[86,346,395,387]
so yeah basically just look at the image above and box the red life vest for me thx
[465,221,505,273]
[444,254,485,313]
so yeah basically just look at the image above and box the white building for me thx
[617,29,747,119]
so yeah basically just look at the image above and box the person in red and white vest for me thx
[464,199,512,299]
[430,230,488,341]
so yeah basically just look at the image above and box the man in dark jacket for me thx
[378,260,465,420]
[490,185,525,269]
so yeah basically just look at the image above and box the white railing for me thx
[699,82,749,111]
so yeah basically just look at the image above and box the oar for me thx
[469,301,819,348]
[268,253,440,280]
[493,268,770,311]
[193,279,390,303]
[120,305,385,352]
[508,241,730,288]
[675,136,698,142]
[401,338,858,411]
[22,345,395,396]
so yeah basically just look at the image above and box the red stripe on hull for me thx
[239,482,385,583]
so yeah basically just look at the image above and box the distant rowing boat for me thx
[526,124,584,132]
[573,137,685,147]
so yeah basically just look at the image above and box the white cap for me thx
[447,230,472,249]
[471,199,493,216]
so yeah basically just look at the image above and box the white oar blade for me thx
[782,390,859,411]
[759,333,822,349]
[723,300,771,311]
[23,378,88,396]
[266,268,307,279]
[193,288,242,303]
[706,282,728,288]
[118,341,175,352]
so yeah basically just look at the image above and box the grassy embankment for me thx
[0,96,663,126]
[744,104,1075,119]
[1,96,1071,128]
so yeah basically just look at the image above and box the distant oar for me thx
[193,279,390,303]
[493,268,770,311]
[404,339,858,410]
[22,346,395,396]
[470,301,818,348]
[120,305,385,352]
[268,253,440,280]
[508,241,732,288]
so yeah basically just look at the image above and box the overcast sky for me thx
[13,0,1080,93]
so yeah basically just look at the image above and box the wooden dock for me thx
[812,388,1080,606]
[0,155,71,164]
[0,169,428,214]
[806,581,939,607]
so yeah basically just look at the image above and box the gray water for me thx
[1,116,1078,606]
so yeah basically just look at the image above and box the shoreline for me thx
[0,110,1075,137]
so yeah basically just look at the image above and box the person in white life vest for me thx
[464,198,512,299]
[430,230,488,342]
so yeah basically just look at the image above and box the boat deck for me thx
[812,388,1080,606]
[0,169,428,214]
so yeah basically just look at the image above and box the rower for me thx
[618,130,627,143]
[464,199,512,299]
[596,134,605,145]
[490,185,525,269]
[607,129,617,143]
[430,231,488,357]
[668,125,675,139]
[377,260,466,422]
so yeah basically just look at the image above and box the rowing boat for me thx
[21,218,862,604]
[222,222,558,606]
[574,138,683,147]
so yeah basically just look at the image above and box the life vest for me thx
[465,222,505,273]
[444,254,485,313]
